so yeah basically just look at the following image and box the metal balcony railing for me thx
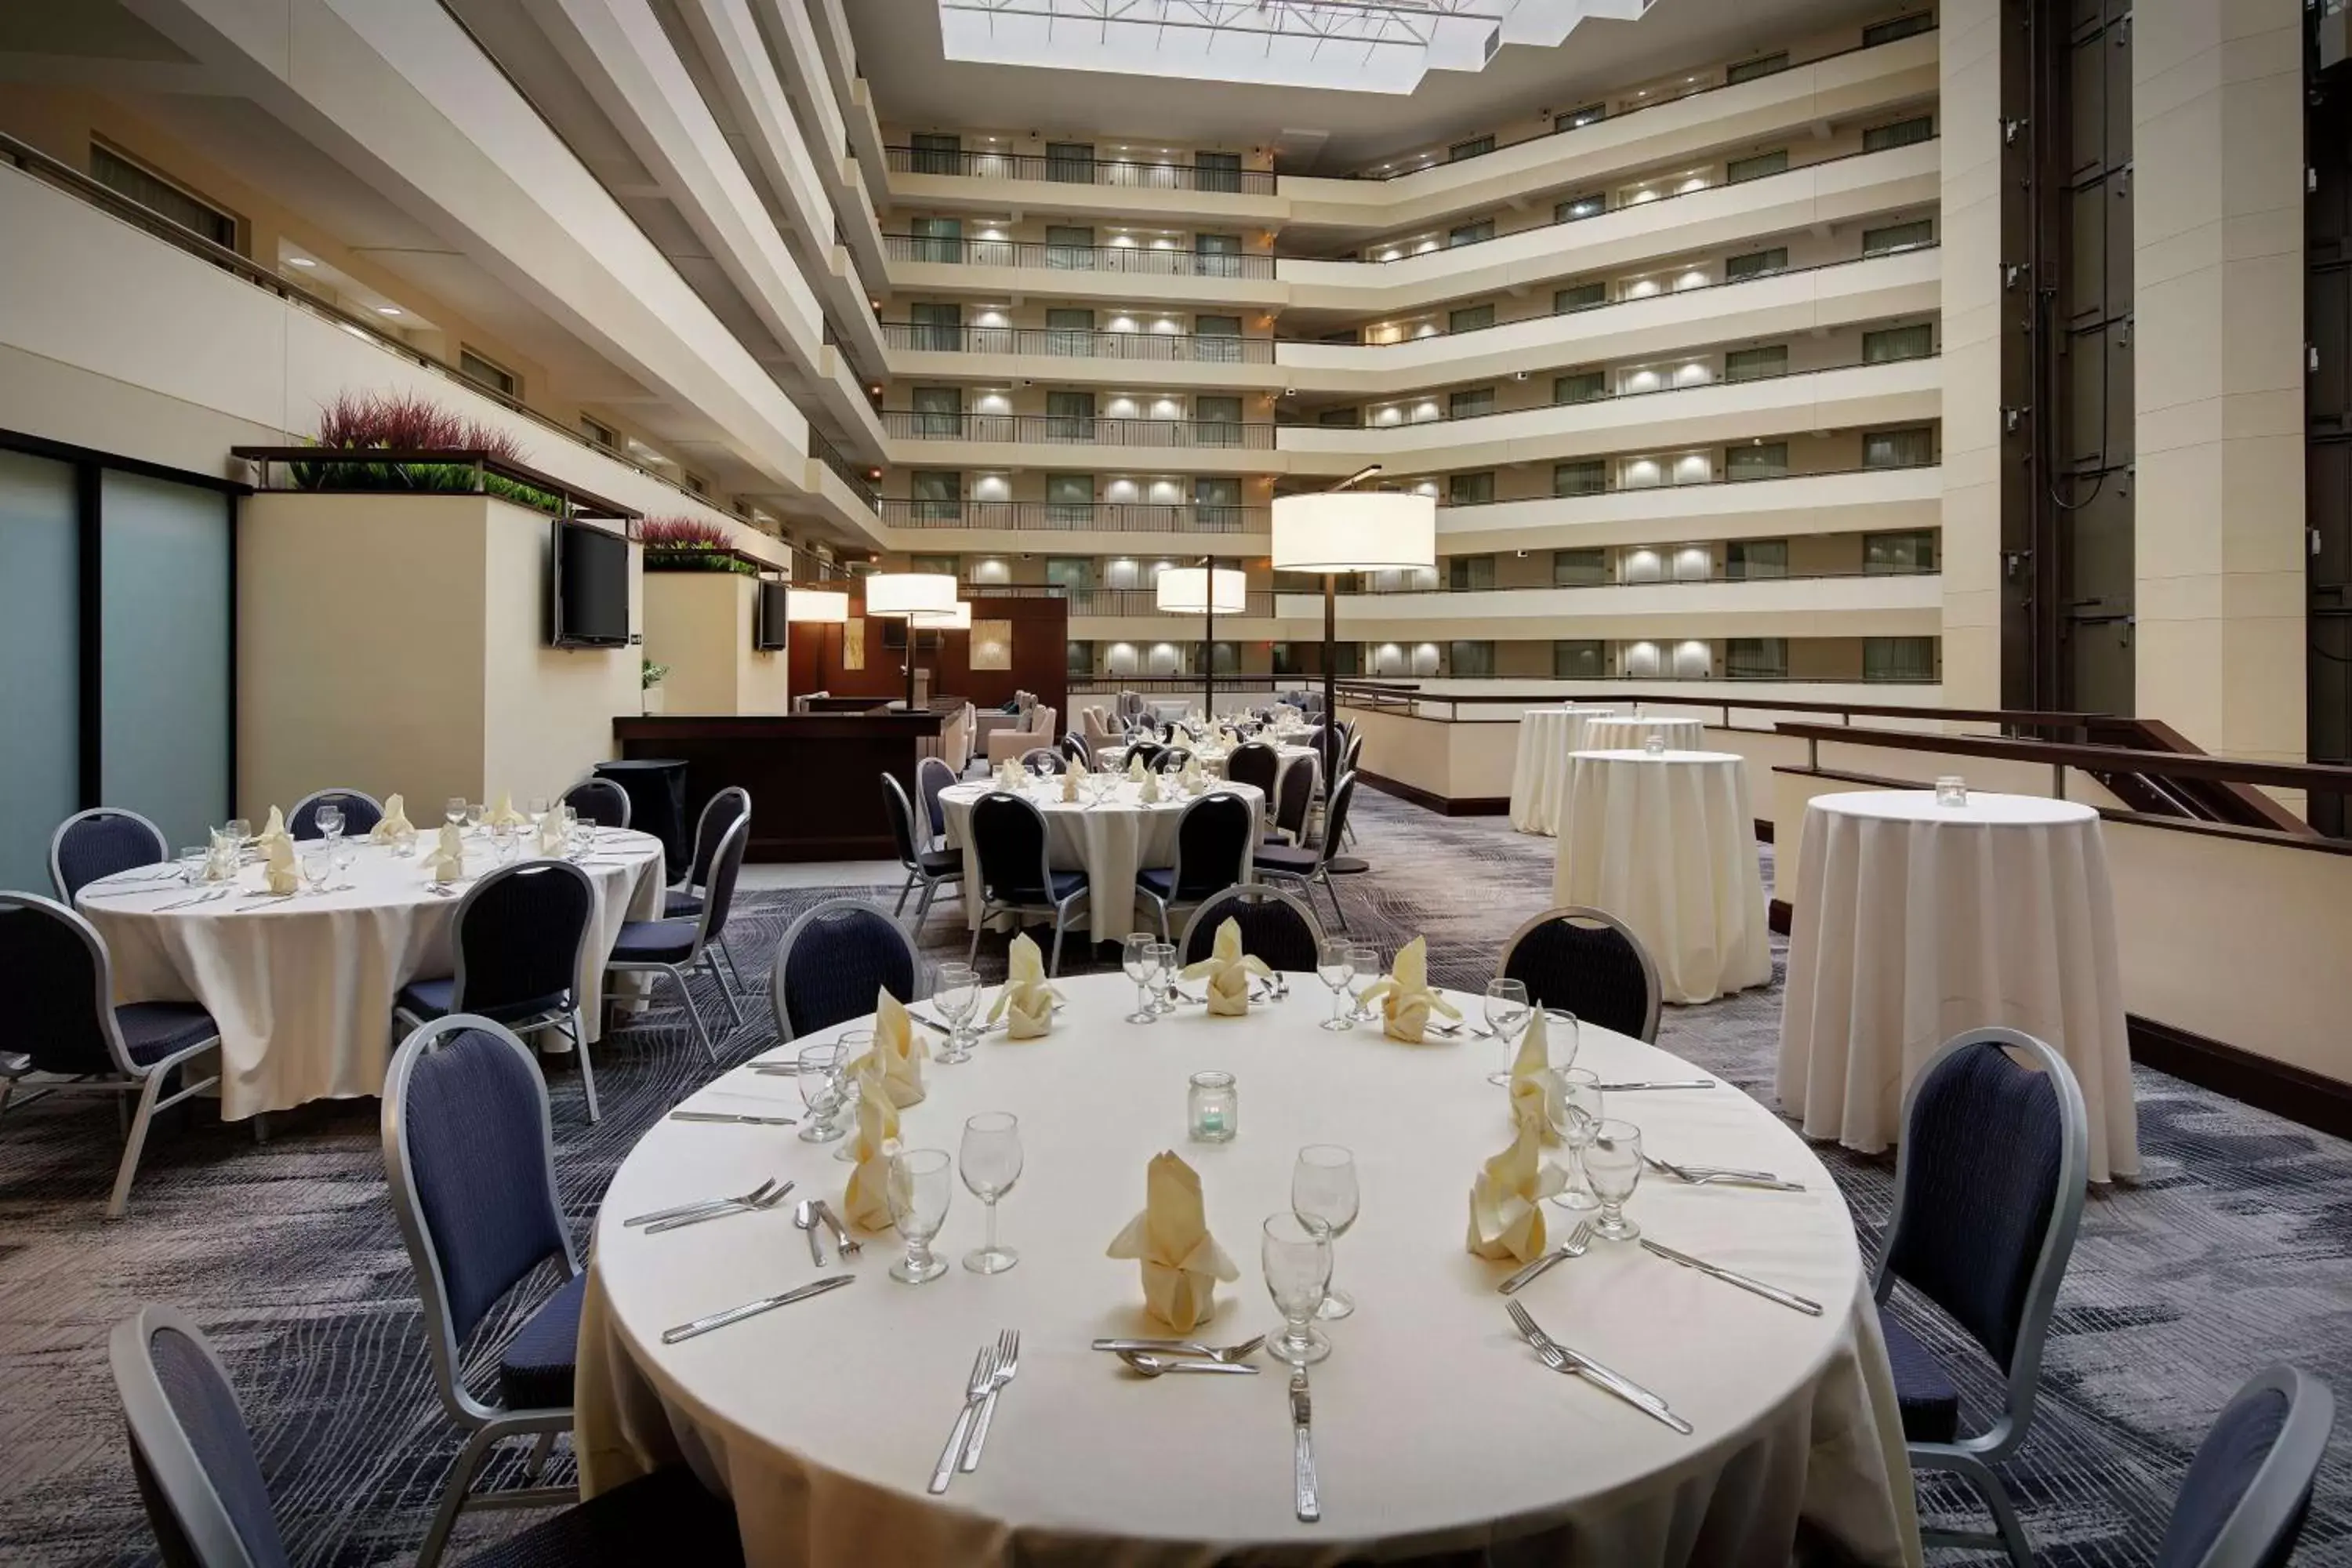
[1327,564,1941,595]
[952,584,1280,616]
[884,234,1276,279]
[881,321,1277,363]
[806,427,880,510]
[886,146,1275,194]
[1309,350,1941,430]
[880,501,1266,532]
[882,412,1278,449]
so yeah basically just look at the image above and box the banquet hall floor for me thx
[0,789,2346,1566]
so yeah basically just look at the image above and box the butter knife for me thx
[670,1109,798,1127]
[1594,1080,1715,1091]
[1640,1239,1824,1316]
[1290,1367,1320,1523]
[661,1273,853,1342]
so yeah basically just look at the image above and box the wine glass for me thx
[958,1112,1023,1274]
[795,1044,848,1142]
[299,845,332,895]
[935,963,981,1064]
[1123,934,1161,1025]
[1315,940,1356,1032]
[1551,1069,1605,1210]
[445,797,468,830]
[1291,1145,1360,1319]
[490,823,518,865]
[1145,942,1178,1014]
[225,819,252,861]
[329,837,358,890]
[1344,945,1381,1022]
[1261,1214,1334,1366]
[1483,978,1531,1086]
[1580,1119,1645,1242]
[832,1031,871,1161]
[466,800,488,832]
[524,797,550,829]
[884,1148,954,1284]
[315,804,343,842]
[177,845,207,886]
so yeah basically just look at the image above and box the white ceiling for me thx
[857,0,1896,172]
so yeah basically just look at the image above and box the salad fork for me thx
[1504,1300,1691,1434]
[644,1179,794,1233]
[1641,1153,1803,1191]
[625,1178,778,1227]
[1497,1221,1594,1294]
[930,1345,1000,1494]
[960,1329,1020,1472]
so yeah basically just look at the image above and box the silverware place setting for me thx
[624,1178,782,1227]
[643,1179,794,1234]
[930,1329,1021,1494]
[1639,1238,1824,1316]
[661,1274,853,1344]
[794,1198,827,1264]
[1593,1079,1715,1092]
[1290,1367,1320,1524]
[145,888,233,913]
[960,1330,1020,1475]
[1116,1350,1259,1377]
[1497,1221,1595,1294]
[669,1109,799,1127]
[812,1198,861,1256]
[1504,1300,1692,1435]
[1092,1334,1266,1365]
[1640,1154,1804,1191]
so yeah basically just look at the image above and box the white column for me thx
[1936,0,2006,711]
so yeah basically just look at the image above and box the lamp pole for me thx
[1203,553,1216,720]
[1319,464,1381,769]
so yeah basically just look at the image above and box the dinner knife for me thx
[661,1274,854,1343]
[1640,1239,1824,1316]
[1290,1367,1321,1523]
[669,1110,798,1127]
[1592,1080,1715,1092]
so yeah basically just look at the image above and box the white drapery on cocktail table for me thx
[578,973,1920,1568]
[1506,705,1628,834]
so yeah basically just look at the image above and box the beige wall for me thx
[641,572,793,715]
[1935,0,2003,710]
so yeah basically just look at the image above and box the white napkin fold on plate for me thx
[1106,1151,1237,1332]
[263,837,299,896]
[986,932,1060,1038]
[421,822,466,885]
[848,989,927,1107]
[371,793,412,844]
[1466,1119,1568,1263]
[488,792,528,829]
[1127,754,1147,783]
[1179,917,1271,1016]
[1356,935,1461,1044]
[252,806,292,858]
[1508,1007,1566,1145]
[1138,771,1160,804]
[841,1060,901,1232]
[535,811,568,857]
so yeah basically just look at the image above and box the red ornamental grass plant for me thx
[641,514,755,573]
[296,389,556,509]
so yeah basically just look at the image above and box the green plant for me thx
[641,515,757,575]
[288,390,565,513]
[642,657,670,690]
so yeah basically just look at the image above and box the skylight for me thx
[936,0,1651,94]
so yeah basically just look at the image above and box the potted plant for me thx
[641,516,757,574]
[642,656,671,714]
[289,390,568,513]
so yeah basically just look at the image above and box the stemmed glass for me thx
[884,1148,954,1284]
[1291,1145,1360,1319]
[315,804,344,843]
[299,845,332,895]
[490,823,517,865]
[225,819,252,863]
[1123,934,1162,1025]
[1483,978,1531,1085]
[934,963,981,1063]
[959,1112,1023,1274]
[1580,1119,1645,1242]
[831,1032,870,1161]
[466,800,488,833]
[1145,942,1178,1014]
[445,797,468,830]
[177,846,207,886]
[795,1043,848,1142]
[329,835,358,891]
[1261,1214,1334,1366]
[1344,945,1381,1023]
[1552,1069,1605,1210]
[1315,940,1356,1032]
[524,797,550,831]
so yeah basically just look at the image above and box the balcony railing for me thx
[807,427,879,509]
[886,146,1276,194]
[881,321,1278,364]
[883,412,1279,449]
[1329,564,1940,595]
[953,584,1280,616]
[884,234,1276,279]
[1425,456,1940,503]
[880,500,1266,532]
[1316,350,1941,430]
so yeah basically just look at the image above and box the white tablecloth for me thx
[1580,716,1708,755]
[1553,751,1773,1006]
[940,780,1264,944]
[1776,791,2139,1182]
[74,831,666,1120]
[578,975,1919,1568]
[1102,742,1319,807]
[1507,706,1630,835]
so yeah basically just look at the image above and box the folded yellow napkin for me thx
[370,793,412,844]
[840,1061,901,1232]
[535,810,568,857]
[1181,753,1203,783]
[1127,754,1147,783]
[1180,917,1270,1016]
[985,932,1059,1039]
[488,791,528,829]
[1138,771,1161,804]
[421,822,466,885]
[253,806,292,857]
[1106,1151,1238,1332]
[1466,1120,1568,1263]
[1508,1008,1566,1145]
[1356,935,1461,1043]
[848,989,927,1108]
[263,836,299,895]
[1060,767,1080,804]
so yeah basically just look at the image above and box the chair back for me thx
[1167,792,1253,902]
[0,893,136,1076]
[50,807,169,901]
[1060,732,1091,767]
[382,1018,576,1419]
[561,777,630,829]
[970,792,1052,902]
[449,861,595,1024]
[1127,741,1166,771]
[1341,731,1365,776]
[1316,771,1360,866]
[1875,1029,2088,1420]
[1180,883,1325,972]
[288,789,384,840]
[771,898,920,1040]
[1272,753,1316,840]
[1153,746,1192,775]
[110,1305,292,1568]
[2154,1366,2335,1568]
[880,772,924,870]
[689,813,752,946]
[1019,746,1067,775]
[1497,906,1662,1042]
[915,757,956,840]
[683,786,750,891]
[1225,741,1280,794]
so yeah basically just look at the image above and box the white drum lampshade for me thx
[863,572,958,618]
[785,589,851,624]
[1270,492,1436,573]
[1155,566,1246,615]
[912,600,973,630]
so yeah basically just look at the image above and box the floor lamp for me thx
[785,586,849,692]
[863,572,958,711]
[1155,560,1245,720]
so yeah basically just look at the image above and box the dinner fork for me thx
[1497,1221,1594,1294]
[1504,1300,1691,1435]
[930,1345,1000,1495]
[1091,1334,1266,1363]
[624,1178,778,1227]
[1641,1154,1804,1191]
[960,1329,1020,1472]
[644,1180,794,1233]
[151,888,231,913]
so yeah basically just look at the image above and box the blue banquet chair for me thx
[966,793,1089,975]
[49,806,169,901]
[1136,790,1253,943]
[1497,906,1662,1043]
[561,776,631,830]
[288,788,384,840]
[607,813,750,1062]
[771,897,921,1043]
[2152,1364,2334,1568]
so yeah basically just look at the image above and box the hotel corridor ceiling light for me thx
[936,0,1650,93]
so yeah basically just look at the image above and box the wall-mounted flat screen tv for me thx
[754,579,790,651]
[550,519,630,648]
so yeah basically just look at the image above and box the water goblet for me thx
[445,797,468,829]
[958,1112,1023,1274]
[1579,1119,1645,1242]
[524,797,550,829]
[178,846,207,886]
[391,823,417,859]
[934,963,981,1064]
[1483,978,1531,1085]
[466,800,488,833]
[490,823,517,866]
[831,1032,872,1160]
[225,819,252,861]
[1145,942,1178,1014]
[795,1044,848,1142]
[330,838,358,890]
[1315,940,1356,1032]
[299,846,332,895]
[1344,945,1381,1022]
[1123,933,1161,1025]
[1261,1214,1334,1366]
[884,1148,954,1284]
[1551,1069,1605,1210]
[1291,1145,1360,1319]
[315,804,344,842]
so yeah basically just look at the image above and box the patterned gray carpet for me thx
[0,790,2346,1566]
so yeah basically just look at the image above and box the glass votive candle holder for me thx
[1935,775,1969,808]
[1642,731,1668,755]
[1188,1071,1238,1144]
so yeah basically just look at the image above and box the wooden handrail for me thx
[1328,683,2106,731]
[1775,722,2352,795]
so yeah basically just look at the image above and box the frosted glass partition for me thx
[100,470,231,855]
[0,451,80,892]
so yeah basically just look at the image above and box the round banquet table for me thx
[1776,790,2139,1182]
[74,829,667,1120]
[1552,751,1773,1006]
[1579,715,1708,756]
[1507,705,1631,834]
[1101,741,1319,805]
[939,779,1265,944]
[577,974,1920,1568]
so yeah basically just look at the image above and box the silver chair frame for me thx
[2181,1366,2336,1568]
[390,859,602,1122]
[914,757,958,851]
[1138,790,1254,944]
[1496,905,1664,1044]
[561,776,632,829]
[608,814,750,1063]
[670,786,752,1000]
[287,787,385,839]
[1018,746,1066,775]
[881,771,962,931]
[1177,881,1327,969]
[0,893,221,1218]
[770,897,925,1044]
[964,792,1091,976]
[49,805,169,902]
[381,1014,582,1568]
[1258,770,1358,932]
[109,1303,281,1568]
[1871,1026,2089,1567]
